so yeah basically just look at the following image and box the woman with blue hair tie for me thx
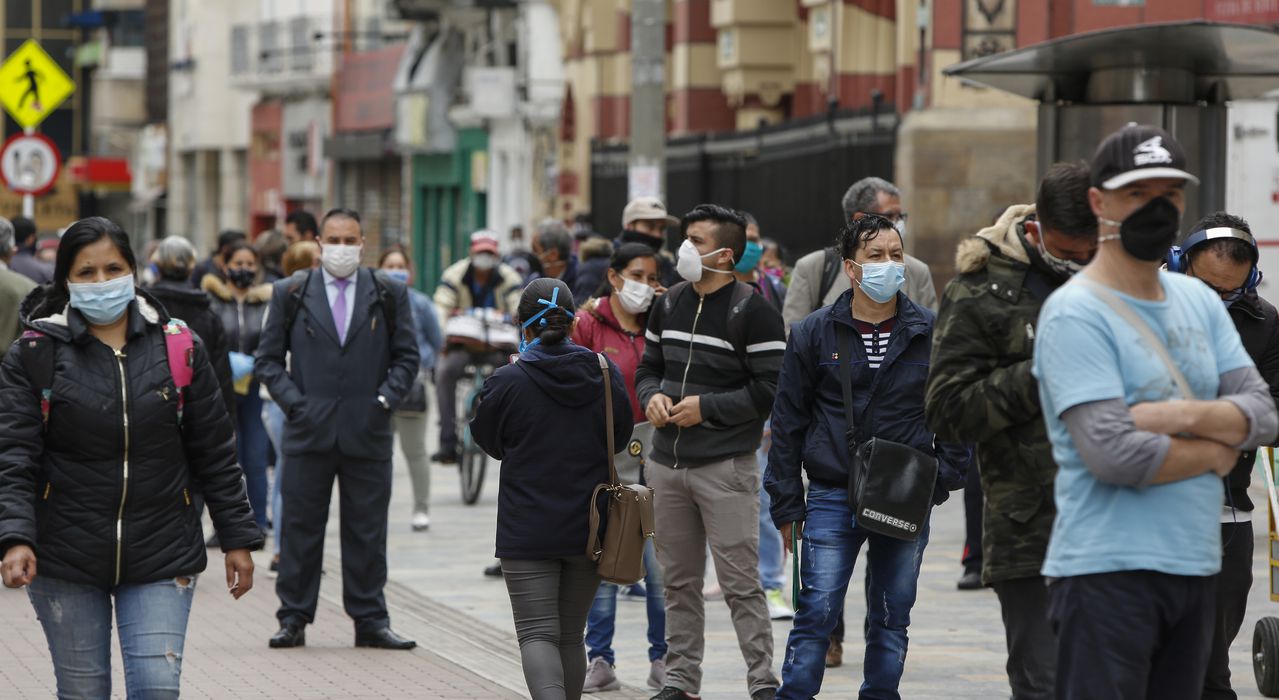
[471,277,634,700]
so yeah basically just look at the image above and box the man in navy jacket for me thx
[766,215,969,699]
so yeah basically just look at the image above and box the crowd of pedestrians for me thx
[0,120,1277,700]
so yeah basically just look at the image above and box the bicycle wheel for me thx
[458,381,488,505]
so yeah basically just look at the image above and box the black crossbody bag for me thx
[837,324,938,541]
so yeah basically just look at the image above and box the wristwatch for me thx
[376,395,390,411]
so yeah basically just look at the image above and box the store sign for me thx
[1206,0,1279,22]
[962,0,1016,60]
[335,44,407,132]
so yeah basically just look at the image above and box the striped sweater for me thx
[635,280,787,467]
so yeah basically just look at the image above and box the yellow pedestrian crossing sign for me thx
[0,40,75,129]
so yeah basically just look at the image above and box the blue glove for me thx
[229,352,254,382]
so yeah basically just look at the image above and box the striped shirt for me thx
[635,280,786,468]
[853,317,896,370]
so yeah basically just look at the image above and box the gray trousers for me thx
[392,410,430,514]
[647,454,778,696]
[502,556,601,700]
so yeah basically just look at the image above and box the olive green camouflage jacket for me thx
[925,203,1068,585]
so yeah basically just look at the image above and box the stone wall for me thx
[896,106,1038,293]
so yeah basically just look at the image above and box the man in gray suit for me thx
[256,208,420,650]
[782,177,937,329]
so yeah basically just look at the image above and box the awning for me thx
[324,130,396,161]
[943,21,1279,103]
[68,157,131,190]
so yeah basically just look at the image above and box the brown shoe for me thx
[825,635,843,668]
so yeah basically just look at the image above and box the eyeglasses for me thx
[856,210,907,225]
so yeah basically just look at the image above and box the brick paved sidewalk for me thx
[0,554,522,699]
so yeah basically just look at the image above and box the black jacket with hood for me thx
[1226,290,1279,512]
[147,278,236,420]
[471,341,633,559]
[0,286,263,589]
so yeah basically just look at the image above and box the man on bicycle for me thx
[432,230,524,463]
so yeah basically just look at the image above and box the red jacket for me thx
[572,295,646,421]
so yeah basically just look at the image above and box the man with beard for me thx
[617,197,681,288]
[925,161,1097,699]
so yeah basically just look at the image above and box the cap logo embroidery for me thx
[1133,136,1173,166]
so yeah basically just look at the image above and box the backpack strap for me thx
[17,330,54,432]
[818,246,841,305]
[282,269,313,346]
[162,319,195,424]
[370,270,399,341]
[726,281,755,369]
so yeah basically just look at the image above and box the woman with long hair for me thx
[0,217,262,698]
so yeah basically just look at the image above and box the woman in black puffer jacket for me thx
[0,217,262,700]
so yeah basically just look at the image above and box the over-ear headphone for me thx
[1166,227,1262,293]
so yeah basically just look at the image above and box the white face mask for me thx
[675,239,731,283]
[472,253,498,271]
[615,278,656,314]
[321,244,362,279]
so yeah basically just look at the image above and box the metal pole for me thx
[22,127,34,219]
[628,0,666,202]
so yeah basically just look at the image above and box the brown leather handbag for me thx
[587,353,656,585]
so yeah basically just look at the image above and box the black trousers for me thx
[1204,521,1254,700]
[992,577,1056,700]
[275,450,393,631]
[1048,570,1215,700]
[962,466,983,571]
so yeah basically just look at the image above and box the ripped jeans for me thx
[778,483,930,700]
[28,574,198,699]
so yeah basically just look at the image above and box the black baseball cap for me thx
[1091,123,1200,190]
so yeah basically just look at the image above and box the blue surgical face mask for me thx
[851,261,905,304]
[382,269,410,284]
[68,273,136,325]
[734,241,764,273]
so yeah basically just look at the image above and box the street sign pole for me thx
[21,127,33,219]
[629,0,666,202]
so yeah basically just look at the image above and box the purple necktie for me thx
[332,278,350,343]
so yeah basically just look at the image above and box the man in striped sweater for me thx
[636,204,786,700]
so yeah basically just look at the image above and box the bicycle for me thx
[442,308,518,506]
[457,360,497,505]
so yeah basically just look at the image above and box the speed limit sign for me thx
[0,132,60,196]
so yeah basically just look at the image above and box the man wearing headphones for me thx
[1167,212,1279,700]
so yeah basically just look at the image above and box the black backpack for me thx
[660,280,756,368]
[281,269,398,346]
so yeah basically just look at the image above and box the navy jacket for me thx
[255,268,419,460]
[766,289,970,527]
[471,342,633,559]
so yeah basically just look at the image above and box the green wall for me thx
[410,128,489,292]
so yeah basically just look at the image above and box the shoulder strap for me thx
[162,319,195,424]
[819,247,841,304]
[836,323,857,436]
[588,352,621,561]
[663,281,690,316]
[370,270,399,340]
[18,330,54,431]
[1073,276,1194,400]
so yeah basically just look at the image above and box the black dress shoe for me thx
[430,449,458,465]
[956,568,983,590]
[269,623,306,648]
[483,563,503,578]
[355,627,416,650]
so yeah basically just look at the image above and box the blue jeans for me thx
[235,386,269,529]
[28,574,198,699]
[585,539,667,664]
[262,400,286,554]
[758,421,784,591]
[779,483,931,700]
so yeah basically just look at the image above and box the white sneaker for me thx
[765,588,794,620]
[411,512,430,532]
[647,658,666,689]
[582,657,620,693]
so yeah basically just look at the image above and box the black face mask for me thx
[1106,196,1182,262]
[227,268,256,289]
[619,229,664,253]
